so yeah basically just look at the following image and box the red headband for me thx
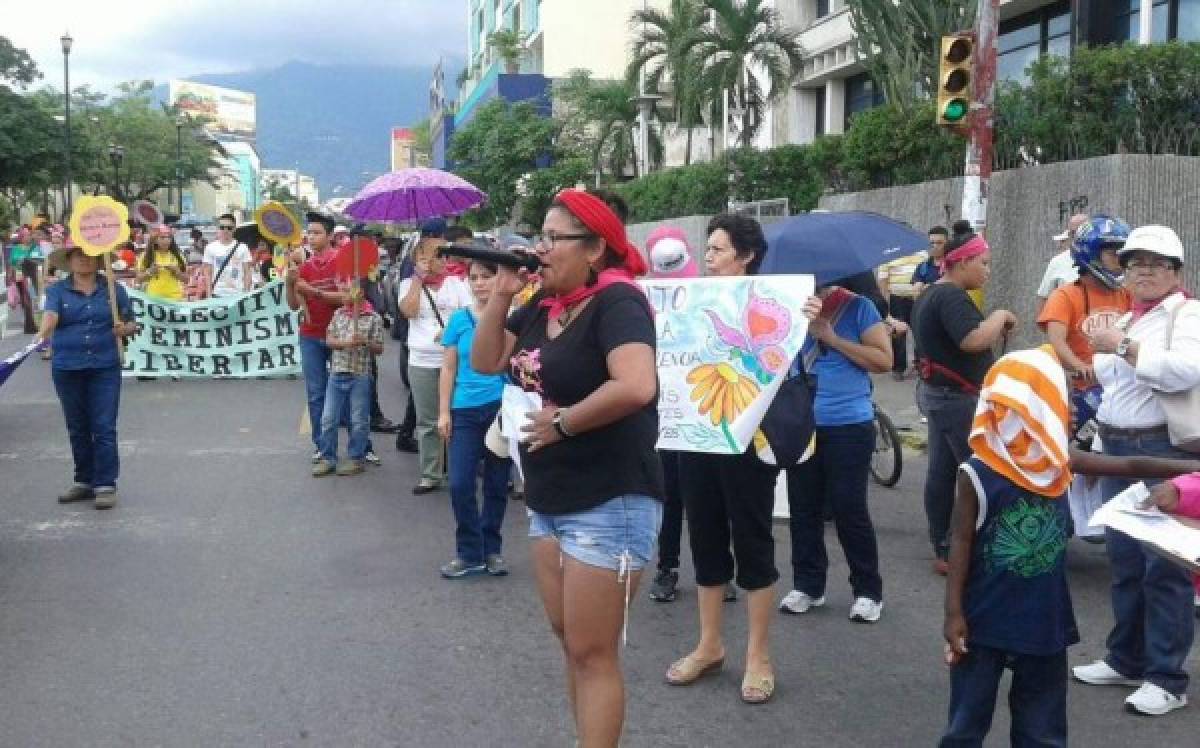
[944,235,989,266]
[553,189,647,277]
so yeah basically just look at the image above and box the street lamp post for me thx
[61,32,73,219]
[175,118,185,217]
[107,143,125,200]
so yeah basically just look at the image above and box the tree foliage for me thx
[0,36,40,91]
[995,42,1200,162]
[845,0,976,109]
[0,38,225,220]
[627,0,709,165]
[448,99,557,226]
[686,0,804,149]
[556,69,662,180]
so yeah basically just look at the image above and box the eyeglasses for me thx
[1126,258,1175,270]
[218,224,235,231]
[533,233,593,248]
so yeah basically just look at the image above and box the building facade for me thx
[775,0,1200,148]
[260,169,319,208]
[436,0,654,167]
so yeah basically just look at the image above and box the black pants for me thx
[656,450,684,571]
[680,450,780,591]
[369,355,385,423]
[888,295,914,373]
[786,421,882,601]
[918,382,977,560]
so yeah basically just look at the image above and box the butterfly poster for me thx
[641,275,814,455]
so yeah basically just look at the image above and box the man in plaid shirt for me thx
[313,284,385,477]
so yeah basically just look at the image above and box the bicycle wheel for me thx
[871,407,903,488]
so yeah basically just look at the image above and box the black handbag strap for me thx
[211,241,245,291]
[420,283,446,328]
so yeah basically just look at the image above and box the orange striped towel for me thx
[968,345,1072,498]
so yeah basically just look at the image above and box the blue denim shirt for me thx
[45,274,133,371]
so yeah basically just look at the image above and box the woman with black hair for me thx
[137,224,187,301]
[911,226,1017,574]
[665,213,821,705]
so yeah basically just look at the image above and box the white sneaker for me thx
[1125,682,1188,716]
[779,590,825,614]
[1072,660,1140,687]
[849,597,883,623]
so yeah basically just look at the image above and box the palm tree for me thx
[687,0,804,150]
[627,0,708,165]
[557,70,663,180]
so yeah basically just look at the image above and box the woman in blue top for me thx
[37,242,136,510]
[780,283,893,622]
[437,258,512,579]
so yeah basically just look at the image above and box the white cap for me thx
[1052,230,1069,242]
[333,224,349,235]
[1119,225,1184,262]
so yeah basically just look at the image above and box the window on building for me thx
[998,1,1072,84]
[1116,0,1170,42]
[815,0,830,19]
[513,1,521,33]
[814,87,826,137]
[1181,0,1200,40]
[844,73,884,123]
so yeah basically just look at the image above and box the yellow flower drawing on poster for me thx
[687,363,761,450]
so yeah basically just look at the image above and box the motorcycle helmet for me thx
[1071,214,1130,290]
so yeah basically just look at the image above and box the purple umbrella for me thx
[344,168,487,223]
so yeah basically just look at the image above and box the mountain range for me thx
[160,59,461,201]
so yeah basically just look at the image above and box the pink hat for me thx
[646,226,699,279]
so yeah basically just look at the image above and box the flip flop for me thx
[665,654,725,686]
[741,670,776,705]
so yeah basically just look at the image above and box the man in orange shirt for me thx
[1038,215,1131,388]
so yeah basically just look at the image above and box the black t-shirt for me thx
[506,283,664,514]
[912,282,993,388]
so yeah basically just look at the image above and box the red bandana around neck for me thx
[539,267,641,321]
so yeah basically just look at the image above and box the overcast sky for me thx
[6,0,466,92]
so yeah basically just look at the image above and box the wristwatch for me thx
[1115,337,1133,357]
[552,409,574,439]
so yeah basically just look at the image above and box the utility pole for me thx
[960,0,999,234]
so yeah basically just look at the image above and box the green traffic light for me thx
[943,99,968,122]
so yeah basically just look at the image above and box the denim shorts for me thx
[528,495,663,572]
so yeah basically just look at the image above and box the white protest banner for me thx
[642,275,814,454]
[122,280,300,378]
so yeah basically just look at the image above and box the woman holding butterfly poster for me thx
[664,213,821,705]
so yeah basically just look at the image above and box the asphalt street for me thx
[1,330,1198,747]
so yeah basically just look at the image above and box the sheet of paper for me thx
[1091,482,1200,570]
[501,385,542,481]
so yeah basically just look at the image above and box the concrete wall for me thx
[818,154,1200,347]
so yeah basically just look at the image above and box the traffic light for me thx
[937,33,974,127]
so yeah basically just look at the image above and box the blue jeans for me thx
[448,402,511,563]
[940,645,1067,747]
[918,382,978,559]
[1100,429,1195,696]
[786,421,882,601]
[52,366,122,489]
[300,335,331,450]
[529,495,663,572]
[319,373,371,462]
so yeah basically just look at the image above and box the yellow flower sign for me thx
[68,195,130,257]
[254,201,303,246]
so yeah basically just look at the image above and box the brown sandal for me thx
[665,654,725,685]
[741,670,775,704]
